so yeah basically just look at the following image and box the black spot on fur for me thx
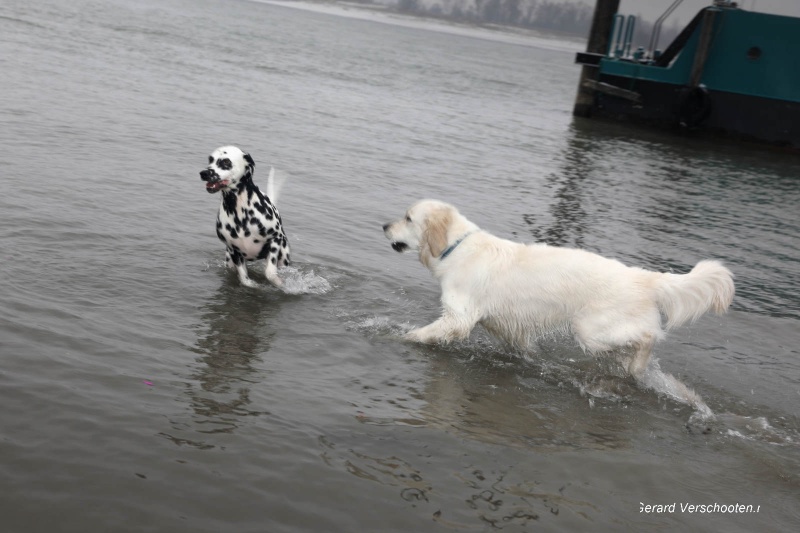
[222,192,237,215]
[208,155,213,164]
[229,249,244,265]
[217,158,232,170]
[244,153,255,171]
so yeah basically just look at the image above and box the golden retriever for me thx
[382,199,735,377]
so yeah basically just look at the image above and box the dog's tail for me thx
[266,166,287,204]
[266,166,277,202]
[655,260,735,330]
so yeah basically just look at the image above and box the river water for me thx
[1,0,798,531]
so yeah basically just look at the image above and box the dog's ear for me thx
[420,207,451,268]
[243,153,255,173]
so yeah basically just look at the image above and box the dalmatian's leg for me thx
[264,257,283,288]
[225,250,235,268]
[236,264,257,288]
[262,240,285,288]
[229,249,257,288]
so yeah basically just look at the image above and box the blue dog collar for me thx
[439,232,475,260]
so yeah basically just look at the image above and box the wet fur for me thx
[383,199,735,377]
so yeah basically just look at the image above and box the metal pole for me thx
[573,0,621,117]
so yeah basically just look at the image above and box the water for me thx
[1,0,798,531]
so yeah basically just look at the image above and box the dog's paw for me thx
[267,276,284,289]
[404,329,436,344]
[240,278,259,288]
[403,330,422,342]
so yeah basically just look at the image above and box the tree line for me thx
[382,0,683,48]
[397,0,591,34]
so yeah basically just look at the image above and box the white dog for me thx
[383,199,735,377]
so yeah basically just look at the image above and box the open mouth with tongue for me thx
[200,167,231,194]
[205,179,229,193]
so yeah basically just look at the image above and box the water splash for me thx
[343,314,413,338]
[717,414,796,446]
[639,359,714,419]
[280,265,333,295]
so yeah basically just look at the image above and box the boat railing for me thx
[649,0,685,60]
[608,13,636,58]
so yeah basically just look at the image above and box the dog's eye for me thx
[208,156,213,164]
[217,158,233,171]
[406,215,412,222]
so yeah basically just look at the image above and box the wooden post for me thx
[573,0,621,117]
[689,9,717,87]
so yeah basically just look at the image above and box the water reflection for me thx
[523,118,800,321]
[345,325,637,451]
[523,124,595,248]
[186,283,281,435]
[319,427,601,527]
[320,340,615,525]
[418,345,637,451]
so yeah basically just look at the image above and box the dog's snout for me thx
[200,168,221,182]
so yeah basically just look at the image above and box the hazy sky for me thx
[399,1,799,26]
[613,0,798,25]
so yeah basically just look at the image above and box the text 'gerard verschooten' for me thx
[640,502,761,514]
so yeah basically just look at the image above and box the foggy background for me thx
[358,0,799,49]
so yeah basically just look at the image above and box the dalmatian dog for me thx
[199,146,290,288]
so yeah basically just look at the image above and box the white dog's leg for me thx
[225,250,235,268]
[405,313,475,344]
[627,334,656,378]
[264,260,284,288]
[406,292,478,344]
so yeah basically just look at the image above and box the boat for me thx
[574,0,800,150]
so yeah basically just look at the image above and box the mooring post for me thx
[573,0,621,117]
[688,8,718,87]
